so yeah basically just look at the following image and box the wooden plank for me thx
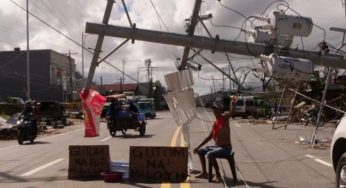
[68,145,110,180]
[129,146,188,182]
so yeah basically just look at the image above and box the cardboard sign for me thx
[68,145,110,179]
[129,146,188,182]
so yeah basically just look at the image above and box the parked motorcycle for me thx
[16,114,37,144]
[301,109,325,127]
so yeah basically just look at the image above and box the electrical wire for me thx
[148,0,179,59]
[242,17,259,56]
[9,0,82,52]
[326,42,346,55]
[217,1,258,42]
[0,70,53,88]
[34,0,69,30]
[234,16,257,41]
[198,72,224,81]
[209,18,242,30]
[9,0,148,88]
[0,25,26,37]
[46,0,81,32]
[148,0,170,32]
[218,1,248,20]
[260,0,289,15]
[0,53,24,68]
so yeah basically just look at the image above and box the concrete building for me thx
[0,48,76,102]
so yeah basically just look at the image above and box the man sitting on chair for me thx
[193,98,237,182]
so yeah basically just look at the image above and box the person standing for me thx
[193,98,237,182]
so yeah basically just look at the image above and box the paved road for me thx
[0,109,336,188]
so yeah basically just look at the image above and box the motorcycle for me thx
[301,109,325,127]
[16,114,37,144]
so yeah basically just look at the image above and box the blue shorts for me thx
[197,145,232,159]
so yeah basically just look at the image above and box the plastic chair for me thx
[208,151,237,183]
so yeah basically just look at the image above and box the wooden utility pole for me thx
[179,0,203,70]
[26,0,30,100]
[144,59,158,98]
[119,77,123,93]
[84,0,114,90]
[84,0,346,95]
[85,23,346,69]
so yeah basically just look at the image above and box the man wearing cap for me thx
[193,98,237,182]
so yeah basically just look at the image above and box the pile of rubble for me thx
[0,115,75,140]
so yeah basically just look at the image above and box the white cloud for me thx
[0,0,345,95]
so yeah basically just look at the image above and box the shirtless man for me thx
[193,98,237,182]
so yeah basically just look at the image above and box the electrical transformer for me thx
[271,11,313,37]
[260,53,314,81]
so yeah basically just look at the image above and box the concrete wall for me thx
[0,49,74,102]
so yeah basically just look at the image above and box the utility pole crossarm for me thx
[85,23,346,69]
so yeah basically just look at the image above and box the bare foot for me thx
[195,172,208,179]
[212,175,222,183]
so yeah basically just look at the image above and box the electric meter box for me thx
[271,11,313,37]
[264,54,314,81]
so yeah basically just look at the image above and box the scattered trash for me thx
[316,137,332,144]
[0,114,19,131]
[7,114,20,124]
[295,136,311,145]
[299,136,305,142]
[0,117,6,124]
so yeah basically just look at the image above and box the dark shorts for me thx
[197,145,232,159]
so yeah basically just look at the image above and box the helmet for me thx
[25,100,32,107]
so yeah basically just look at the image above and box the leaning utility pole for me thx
[81,32,86,85]
[84,0,346,94]
[85,23,346,69]
[84,0,114,91]
[179,0,202,70]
